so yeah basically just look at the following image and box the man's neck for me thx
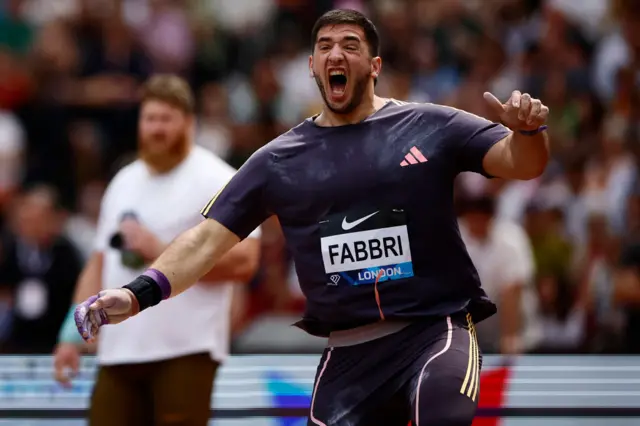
[315,95,387,127]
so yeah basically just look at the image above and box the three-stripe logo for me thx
[400,146,428,167]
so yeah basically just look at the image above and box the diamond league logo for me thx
[329,275,340,285]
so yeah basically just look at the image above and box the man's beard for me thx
[314,72,369,115]
[139,132,190,173]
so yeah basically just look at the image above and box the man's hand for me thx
[74,289,138,342]
[120,219,164,261]
[483,91,549,131]
[53,343,80,387]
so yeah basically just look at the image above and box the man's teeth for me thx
[330,70,345,76]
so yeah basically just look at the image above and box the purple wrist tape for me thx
[518,125,548,136]
[143,268,172,300]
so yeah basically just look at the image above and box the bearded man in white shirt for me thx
[53,75,261,426]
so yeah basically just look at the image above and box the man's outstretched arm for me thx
[148,218,241,296]
[447,90,550,181]
[74,219,242,341]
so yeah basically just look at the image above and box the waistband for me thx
[327,320,412,347]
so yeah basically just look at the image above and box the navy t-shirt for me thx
[202,100,511,337]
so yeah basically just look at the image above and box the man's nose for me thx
[328,45,345,63]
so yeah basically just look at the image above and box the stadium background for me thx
[1,0,640,424]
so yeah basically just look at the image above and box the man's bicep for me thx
[480,135,515,179]
[201,150,271,239]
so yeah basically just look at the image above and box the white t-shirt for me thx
[459,219,542,353]
[95,146,260,365]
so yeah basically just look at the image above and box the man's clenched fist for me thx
[74,289,138,342]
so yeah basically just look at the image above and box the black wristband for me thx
[123,275,163,312]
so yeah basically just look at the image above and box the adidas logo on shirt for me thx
[400,146,428,167]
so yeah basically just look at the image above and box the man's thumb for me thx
[483,92,505,116]
[89,293,106,311]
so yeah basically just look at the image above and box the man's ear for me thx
[371,56,382,80]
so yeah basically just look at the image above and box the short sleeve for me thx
[201,149,271,239]
[444,107,511,176]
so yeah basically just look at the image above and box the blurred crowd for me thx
[0,0,640,355]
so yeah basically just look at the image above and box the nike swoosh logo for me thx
[341,211,379,231]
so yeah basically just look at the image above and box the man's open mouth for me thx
[329,70,347,97]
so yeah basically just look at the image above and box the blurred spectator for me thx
[581,114,637,235]
[0,0,34,57]
[613,241,640,353]
[584,214,625,352]
[458,195,542,355]
[0,110,25,217]
[138,0,194,75]
[525,200,574,280]
[195,82,232,159]
[592,0,640,104]
[613,187,640,353]
[0,184,81,353]
[533,272,587,353]
[0,49,32,110]
[64,180,105,261]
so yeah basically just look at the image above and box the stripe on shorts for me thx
[460,313,480,401]
[414,316,453,426]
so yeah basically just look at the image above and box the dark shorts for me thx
[89,352,218,426]
[308,312,481,426]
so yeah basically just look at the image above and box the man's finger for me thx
[75,294,108,341]
[527,99,542,125]
[483,92,505,116]
[70,357,79,375]
[89,291,113,311]
[519,94,531,121]
[509,90,522,109]
[54,369,71,387]
[89,296,104,311]
[537,104,549,122]
[53,358,76,387]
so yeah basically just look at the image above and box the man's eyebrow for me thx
[342,36,361,43]
[316,35,362,44]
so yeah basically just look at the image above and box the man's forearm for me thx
[201,238,260,283]
[147,219,240,297]
[506,131,550,179]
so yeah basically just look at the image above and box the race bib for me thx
[320,208,414,286]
